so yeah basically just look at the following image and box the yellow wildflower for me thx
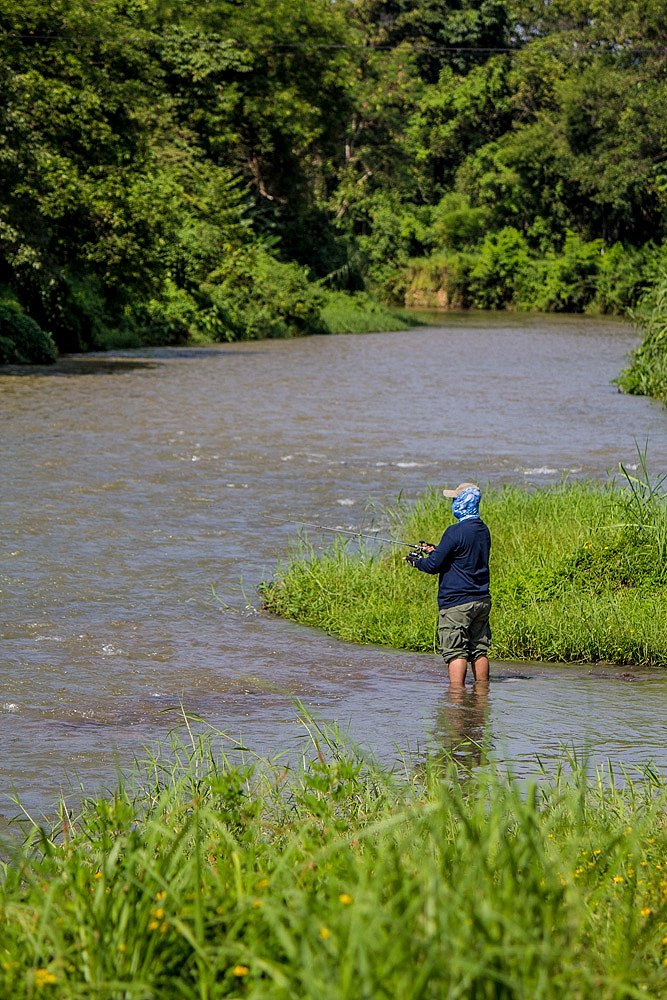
[640,907,652,917]
[613,876,624,884]
[148,920,160,931]
[233,965,249,977]
[252,899,262,909]
[34,968,58,988]
[256,878,270,890]
[152,907,165,919]
[339,893,353,905]
[156,890,166,900]
[320,927,331,940]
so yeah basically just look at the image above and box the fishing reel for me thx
[406,540,434,565]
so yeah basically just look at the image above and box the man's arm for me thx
[405,528,455,574]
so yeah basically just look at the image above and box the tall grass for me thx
[617,274,667,403]
[319,291,416,334]
[262,472,667,666]
[1,719,666,998]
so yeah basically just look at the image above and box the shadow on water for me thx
[0,358,162,377]
[0,345,261,377]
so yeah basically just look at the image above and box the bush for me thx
[592,242,652,314]
[428,192,490,251]
[524,232,604,312]
[358,193,429,302]
[205,247,327,341]
[124,280,200,347]
[0,301,58,364]
[468,226,530,308]
[617,270,667,402]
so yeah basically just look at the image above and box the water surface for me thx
[2,314,667,816]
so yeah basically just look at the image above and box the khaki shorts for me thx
[437,599,492,663]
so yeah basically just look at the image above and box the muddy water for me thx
[2,313,667,817]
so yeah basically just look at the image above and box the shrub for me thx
[617,270,667,402]
[206,247,327,341]
[468,226,530,308]
[525,232,604,312]
[428,192,490,251]
[0,301,58,364]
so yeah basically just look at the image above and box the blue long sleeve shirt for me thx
[413,518,491,609]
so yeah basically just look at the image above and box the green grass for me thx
[262,468,667,667]
[1,718,666,998]
[617,275,667,404]
[319,291,417,334]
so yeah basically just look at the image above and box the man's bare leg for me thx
[448,657,468,686]
[471,655,490,684]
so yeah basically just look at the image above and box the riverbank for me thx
[617,274,667,405]
[262,475,667,668]
[1,723,666,998]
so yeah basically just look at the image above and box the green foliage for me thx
[0,300,57,363]
[319,291,414,334]
[469,226,530,308]
[525,232,605,312]
[403,234,656,314]
[205,247,327,341]
[263,473,667,667]
[428,192,490,251]
[1,724,667,997]
[3,0,667,362]
[403,252,473,310]
[617,270,667,402]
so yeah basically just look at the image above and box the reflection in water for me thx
[432,685,491,770]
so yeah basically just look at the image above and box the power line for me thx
[0,30,664,54]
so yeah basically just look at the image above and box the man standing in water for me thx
[405,483,491,687]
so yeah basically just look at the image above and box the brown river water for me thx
[2,312,667,819]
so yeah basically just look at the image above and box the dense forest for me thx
[1,0,667,387]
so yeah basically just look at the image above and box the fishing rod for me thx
[270,517,434,557]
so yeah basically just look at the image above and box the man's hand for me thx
[404,552,421,567]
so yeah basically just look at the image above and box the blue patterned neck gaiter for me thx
[452,487,481,521]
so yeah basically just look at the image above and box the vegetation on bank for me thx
[1,722,667,998]
[263,471,667,667]
[3,0,667,367]
[618,272,667,405]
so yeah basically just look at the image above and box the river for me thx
[2,313,667,819]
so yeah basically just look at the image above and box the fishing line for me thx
[263,514,431,553]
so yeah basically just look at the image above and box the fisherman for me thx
[405,483,491,687]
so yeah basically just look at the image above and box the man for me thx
[405,483,491,687]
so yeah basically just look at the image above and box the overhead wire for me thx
[0,29,664,56]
